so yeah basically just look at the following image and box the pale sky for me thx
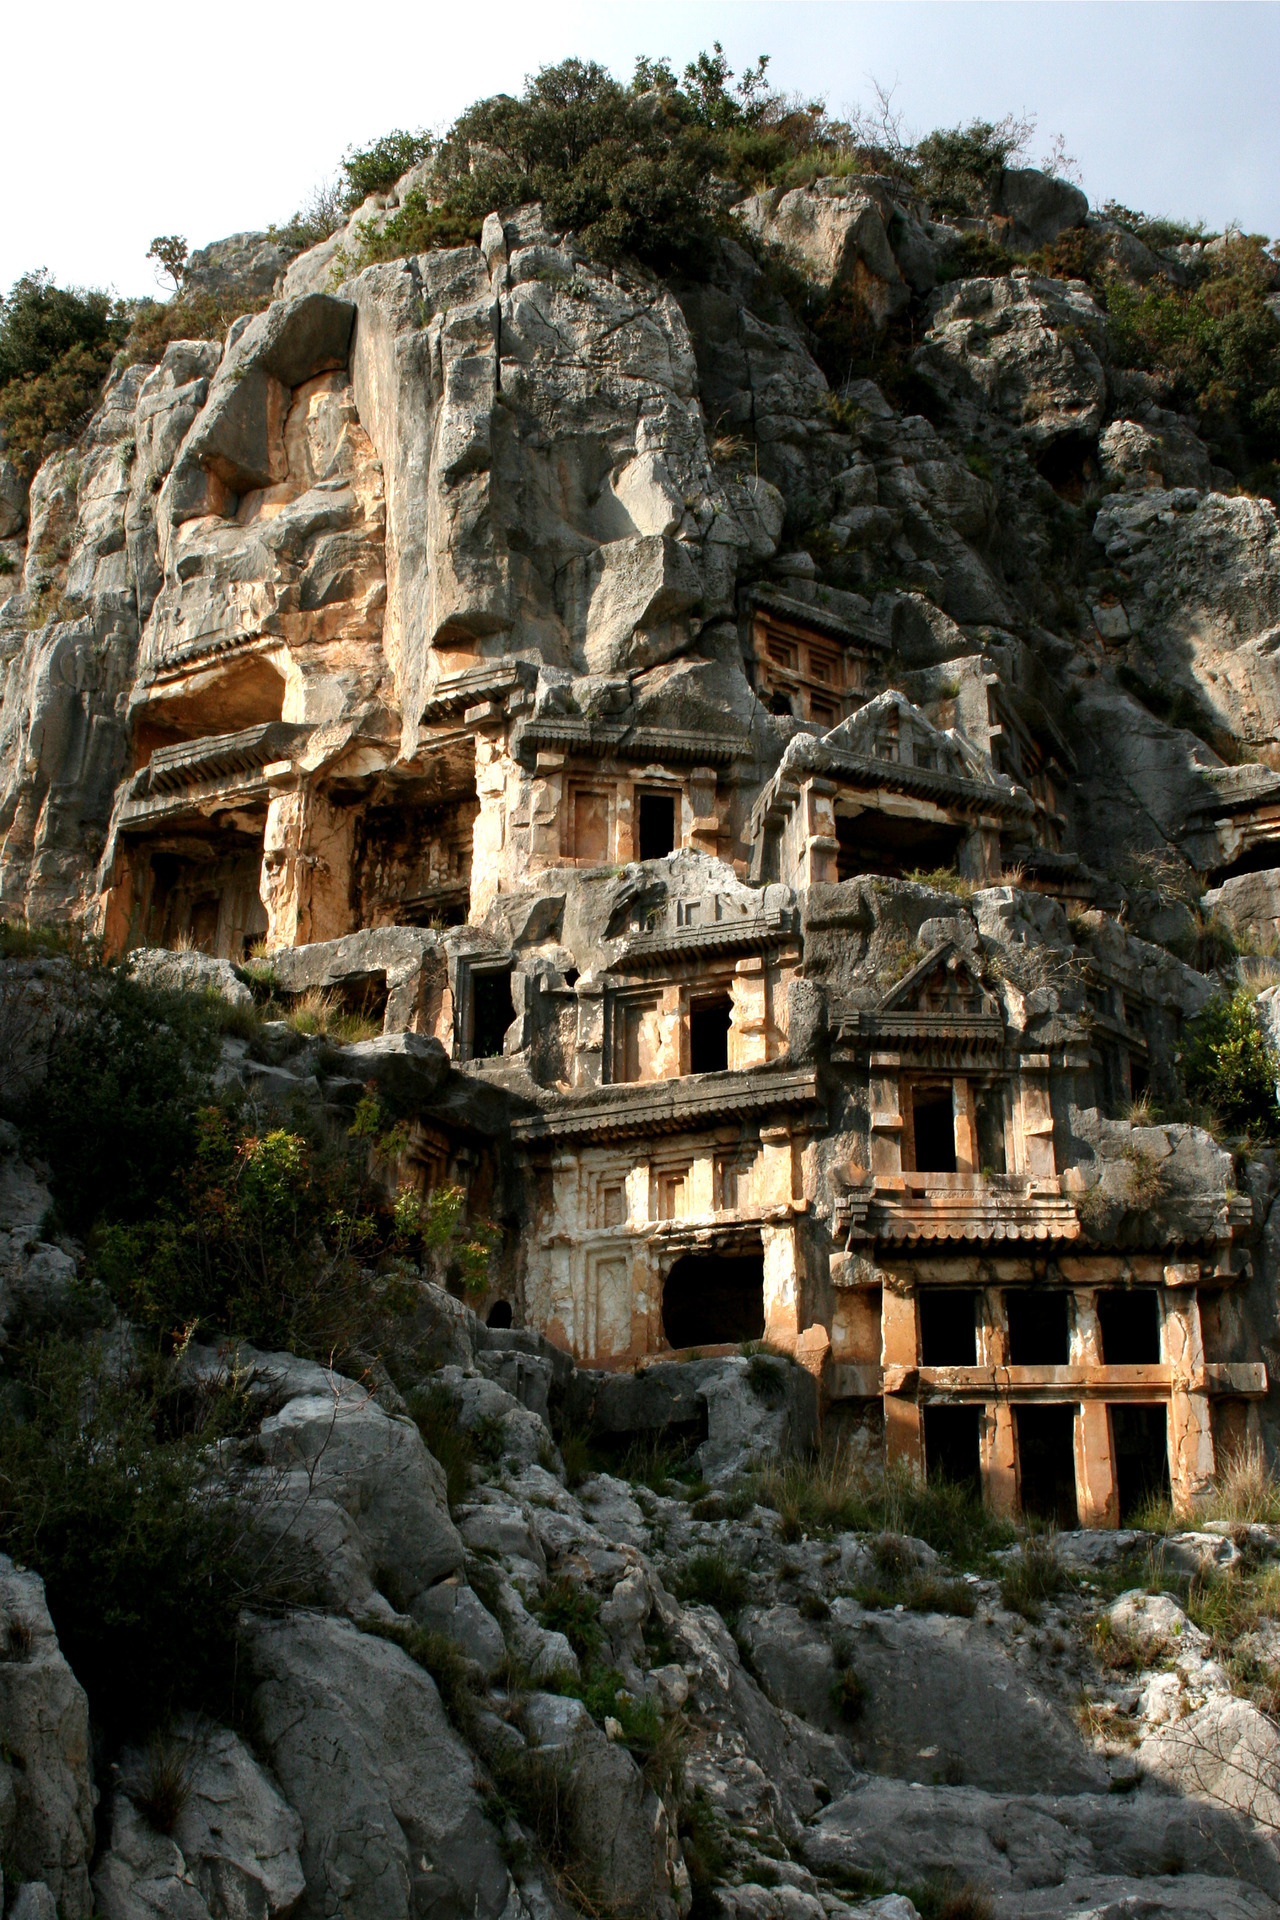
[4,1,1277,300]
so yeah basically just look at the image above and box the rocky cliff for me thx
[5,57,1280,1920]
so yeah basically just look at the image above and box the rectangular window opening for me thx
[1005,1289,1070,1366]
[689,995,732,1075]
[924,1405,982,1491]
[911,1087,956,1173]
[919,1289,977,1366]
[1097,1289,1161,1366]
[638,791,677,861]
[471,966,514,1060]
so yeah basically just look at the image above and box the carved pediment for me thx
[880,942,1001,1021]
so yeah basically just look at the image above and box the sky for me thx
[3,1,1277,299]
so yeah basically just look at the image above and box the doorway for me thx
[662,1250,765,1350]
[1015,1404,1079,1526]
[1111,1403,1170,1520]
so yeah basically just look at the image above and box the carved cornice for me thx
[511,1067,821,1146]
[519,720,750,767]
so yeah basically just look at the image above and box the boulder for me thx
[517,1690,680,1920]
[803,1775,1280,1908]
[248,1611,516,1920]
[256,1377,466,1611]
[337,1031,450,1109]
[743,1601,1107,1793]
[97,1722,304,1920]
[990,167,1089,252]
[127,947,253,1008]
[170,1720,306,1919]
[93,1796,212,1920]
[0,1556,95,1920]
[433,1365,555,1470]
[916,273,1107,444]
[264,927,447,1035]
[731,182,911,325]
[183,231,303,308]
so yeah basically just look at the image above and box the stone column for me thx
[882,1274,924,1475]
[977,1287,1017,1515]
[953,1076,976,1175]
[1018,1054,1057,1182]
[730,956,769,1069]
[763,1220,801,1349]
[980,1402,1018,1517]
[870,1054,905,1185]
[801,778,839,885]
[1165,1286,1215,1512]
[1068,1289,1119,1527]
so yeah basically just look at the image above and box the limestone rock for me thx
[741,1601,1107,1793]
[184,231,303,308]
[247,1610,517,1920]
[0,1556,95,1920]
[128,946,253,1006]
[256,1374,466,1609]
[732,182,911,325]
[916,273,1107,443]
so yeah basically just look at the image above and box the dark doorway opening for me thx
[919,1289,977,1366]
[472,967,515,1059]
[924,1405,982,1490]
[1015,1404,1079,1526]
[1097,1290,1161,1365]
[638,792,677,861]
[486,1299,513,1329]
[662,1250,764,1350]
[1006,1290,1070,1365]
[835,809,964,882]
[689,995,732,1074]
[1111,1403,1170,1520]
[911,1089,956,1173]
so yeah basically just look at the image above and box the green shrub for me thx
[406,1384,477,1507]
[913,116,1032,219]
[340,49,857,279]
[1182,989,1280,1140]
[829,1665,866,1722]
[1000,1540,1067,1621]
[0,1338,299,1737]
[28,969,220,1230]
[535,1576,603,1661]
[673,1549,748,1621]
[0,270,131,473]
[341,129,434,207]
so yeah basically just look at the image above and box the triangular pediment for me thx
[879,941,1001,1020]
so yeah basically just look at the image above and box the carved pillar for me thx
[870,1053,904,1185]
[1074,1401,1119,1529]
[977,1285,1016,1515]
[802,777,839,885]
[1165,1286,1215,1512]
[1018,1053,1057,1182]
[980,1402,1018,1517]
[953,1076,976,1175]
[882,1274,923,1476]
[730,955,769,1069]
[1068,1286,1117,1522]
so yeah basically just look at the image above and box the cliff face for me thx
[1,160,1279,1508]
[8,147,1280,1920]
[4,167,1280,934]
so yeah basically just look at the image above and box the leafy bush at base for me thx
[0,1339,299,1737]
[28,970,220,1231]
[1181,988,1280,1140]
